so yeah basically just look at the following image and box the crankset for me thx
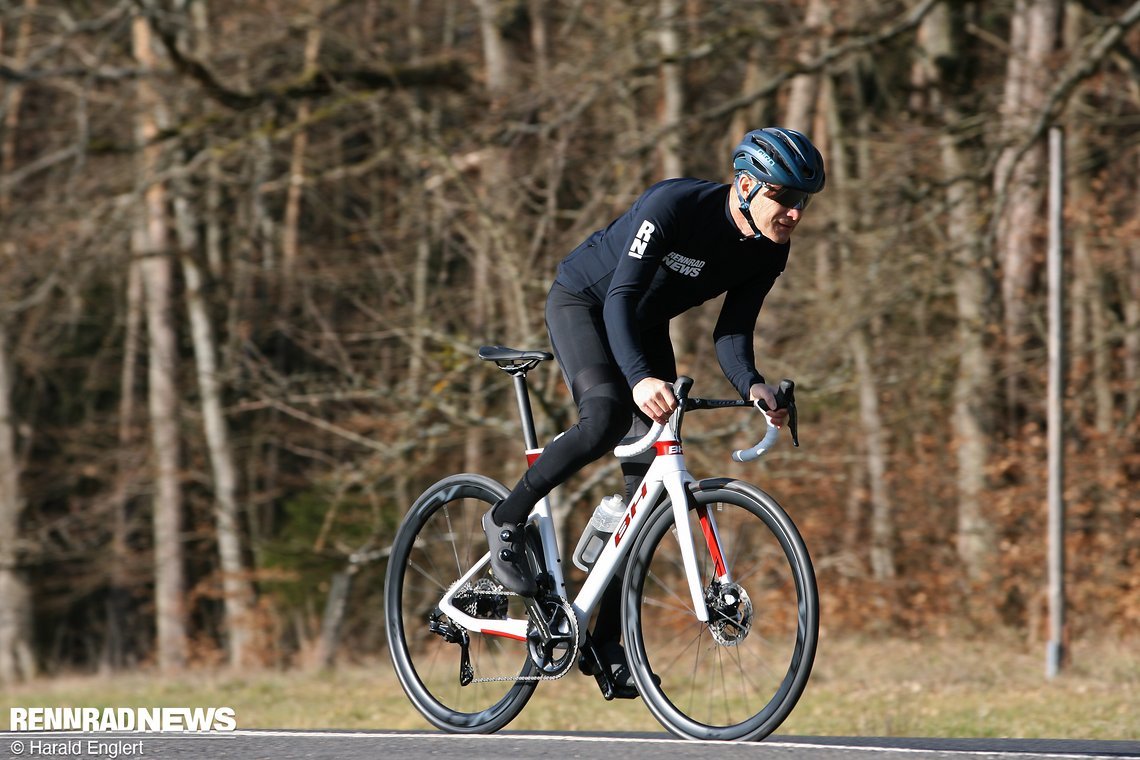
[524,595,579,678]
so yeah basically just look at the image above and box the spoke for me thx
[643,575,696,616]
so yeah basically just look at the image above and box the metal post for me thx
[1046,126,1066,679]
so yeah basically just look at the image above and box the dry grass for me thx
[2,635,1136,739]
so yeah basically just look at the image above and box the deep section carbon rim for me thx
[384,474,538,733]
[623,480,819,741]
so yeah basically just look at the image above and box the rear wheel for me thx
[622,479,818,741]
[385,474,538,732]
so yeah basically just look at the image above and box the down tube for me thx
[664,471,710,623]
[572,479,664,627]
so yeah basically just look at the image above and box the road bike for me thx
[384,346,818,741]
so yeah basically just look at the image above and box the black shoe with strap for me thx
[482,508,537,597]
[580,638,661,700]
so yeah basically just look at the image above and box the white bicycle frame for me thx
[436,392,782,645]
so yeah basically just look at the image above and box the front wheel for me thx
[384,474,538,733]
[622,478,819,741]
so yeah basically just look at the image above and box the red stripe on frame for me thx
[482,628,528,642]
[653,441,683,456]
[697,504,727,578]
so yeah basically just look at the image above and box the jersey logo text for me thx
[663,252,705,278]
[627,220,656,259]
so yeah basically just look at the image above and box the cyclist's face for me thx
[735,176,805,244]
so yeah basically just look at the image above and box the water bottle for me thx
[572,494,626,571]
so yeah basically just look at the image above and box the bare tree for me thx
[784,0,829,134]
[915,1,997,581]
[658,0,684,180]
[282,23,323,299]
[993,0,1062,423]
[133,10,187,671]
[823,61,895,582]
[0,0,39,684]
[0,324,35,683]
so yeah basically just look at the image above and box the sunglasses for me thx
[761,183,813,210]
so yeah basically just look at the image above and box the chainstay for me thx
[454,586,578,684]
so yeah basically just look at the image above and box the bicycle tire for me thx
[385,473,539,733]
[622,478,819,741]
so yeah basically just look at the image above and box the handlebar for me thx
[613,376,798,461]
[613,420,667,459]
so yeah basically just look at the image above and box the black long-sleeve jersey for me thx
[553,177,789,399]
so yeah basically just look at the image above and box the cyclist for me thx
[483,127,825,696]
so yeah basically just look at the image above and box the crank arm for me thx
[523,596,554,642]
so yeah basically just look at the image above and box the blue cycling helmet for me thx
[731,127,824,237]
[732,127,826,193]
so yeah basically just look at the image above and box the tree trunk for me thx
[728,46,767,144]
[993,0,1062,424]
[658,0,684,180]
[851,329,895,580]
[658,0,690,357]
[948,132,995,582]
[0,0,36,215]
[104,256,145,671]
[0,0,40,684]
[282,25,323,300]
[0,325,35,684]
[1127,243,1140,423]
[133,12,187,671]
[784,0,829,134]
[917,2,997,581]
[177,206,256,668]
[467,0,519,475]
[824,55,895,581]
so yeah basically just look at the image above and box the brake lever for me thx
[777,379,799,448]
[755,379,799,448]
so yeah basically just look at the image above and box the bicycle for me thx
[384,345,818,741]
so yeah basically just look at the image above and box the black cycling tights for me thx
[491,283,674,645]
[492,283,674,527]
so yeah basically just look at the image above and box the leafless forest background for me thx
[0,0,1138,681]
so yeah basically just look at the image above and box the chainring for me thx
[526,596,580,678]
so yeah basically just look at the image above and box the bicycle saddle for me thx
[478,346,553,363]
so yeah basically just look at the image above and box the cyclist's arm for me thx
[713,273,779,400]
[602,195,680,390]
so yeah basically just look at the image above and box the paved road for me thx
[4,731,1138,760]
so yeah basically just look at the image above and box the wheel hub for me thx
[706,582,753,646]
[454,578,509,619]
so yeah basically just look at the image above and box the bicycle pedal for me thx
[577,644,618,700]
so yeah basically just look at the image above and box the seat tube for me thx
[512,371,568,599]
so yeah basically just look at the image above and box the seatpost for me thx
[511,372,540,451]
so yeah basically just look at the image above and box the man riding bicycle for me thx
[483,127,825,696]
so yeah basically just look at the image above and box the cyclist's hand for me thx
[633,377,677,425]
[749,382,788,428]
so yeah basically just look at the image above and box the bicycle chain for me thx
[453,585,579,684]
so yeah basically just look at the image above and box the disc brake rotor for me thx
[707,582,753,646]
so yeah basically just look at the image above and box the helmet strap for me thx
[733,173,765,239]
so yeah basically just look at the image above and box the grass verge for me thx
[2,635,1136,739]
